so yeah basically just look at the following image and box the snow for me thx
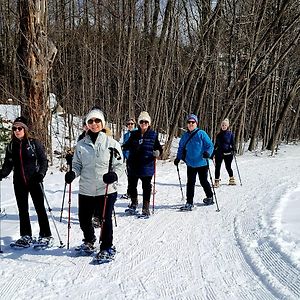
[0,104,20,122]
[0,116,300,299]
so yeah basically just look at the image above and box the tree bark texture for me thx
[17,0,57,149]
[0,0,299,157]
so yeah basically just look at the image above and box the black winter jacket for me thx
[214,130,235,156]
[1,137,48,184]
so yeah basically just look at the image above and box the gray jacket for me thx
[72,132,124,196]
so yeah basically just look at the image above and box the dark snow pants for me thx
[127,175,152,202]
[186,165,213,204]
[14,181,51,238]
[214,153,233,179]
[78,192,116,250]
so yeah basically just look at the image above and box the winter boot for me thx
[94,247,116,263]
[141,200,150,216]
[11,235,32,248]
[128,197,138,210]
[213,179,220,188]
[125,197,138,214]
[203,197,214,205]
[180,203,194,211]
[229,176,236,185]
[34,236,54,249]
[75,241,96,253]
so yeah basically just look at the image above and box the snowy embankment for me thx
[0,144,299,300]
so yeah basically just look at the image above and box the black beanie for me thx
[13,116,29,131]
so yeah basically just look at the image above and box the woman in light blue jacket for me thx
[174,114,214,210]
[65,107,123,259]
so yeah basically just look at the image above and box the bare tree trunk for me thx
[286,100,300,143]
[17,0,57,151]
[266,75,300,152]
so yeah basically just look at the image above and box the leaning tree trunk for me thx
[17,0,57,150]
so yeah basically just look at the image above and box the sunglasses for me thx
[12,126,24,132]
[87,118,101,125]
[127,122,134,126]
[187,121,196,124]
[139,120,149,125]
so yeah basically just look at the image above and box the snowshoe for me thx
[136,213,150,219]
[136,206,151,219]
[75,242,96,255]
[33,236,54,250]
[180,203,194,211]
[203,197,214,205]
[10,235,32,248]
[92,246,116,264]
[125,207,139,215]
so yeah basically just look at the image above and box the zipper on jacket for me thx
[19,140,27,185]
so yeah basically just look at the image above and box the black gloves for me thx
[65,171,76,184]
[174,158,180,166]
[103,172,118,184]
[203,151,210,159]
[31,172,44,183]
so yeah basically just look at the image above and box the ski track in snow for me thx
[0,145,300,299]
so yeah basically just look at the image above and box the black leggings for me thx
[186,165,213,204]
[214,153,233,179]
[78,192,116,250]
[14,181,51,238]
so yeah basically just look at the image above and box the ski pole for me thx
[176,164,185,201]
[99,183,109,244]
[206,159,220,212]
[152,158,156,214]
[39,183,65,248]
[59,183,67,222]
[61,152,73,222]
[65,156,73,250]
[67,183,72,249]
[99,147,116,244]
[0,181,3,253]
[113,209,117,227]
[233,154,242,186]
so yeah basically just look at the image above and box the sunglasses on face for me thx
[12,126,24,132]
[139,120,149,125]
[127,122,134,126]
[87,118,101,125]
[187,121,196,124]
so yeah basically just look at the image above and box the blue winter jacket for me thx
[214,130,234,155]
[122,128,137,160]
[176,128,214,168]
[123,127,163,177]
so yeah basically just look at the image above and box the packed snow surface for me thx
[0,144,299,300]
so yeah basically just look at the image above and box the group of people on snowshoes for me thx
[0,107,236,262]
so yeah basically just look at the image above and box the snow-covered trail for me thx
[0,145,299,300]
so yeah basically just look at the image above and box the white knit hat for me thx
[85,109,105,127]
[222,118,230,127]
[138,111,151,125]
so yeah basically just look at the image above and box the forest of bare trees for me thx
[0,0,299,157]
